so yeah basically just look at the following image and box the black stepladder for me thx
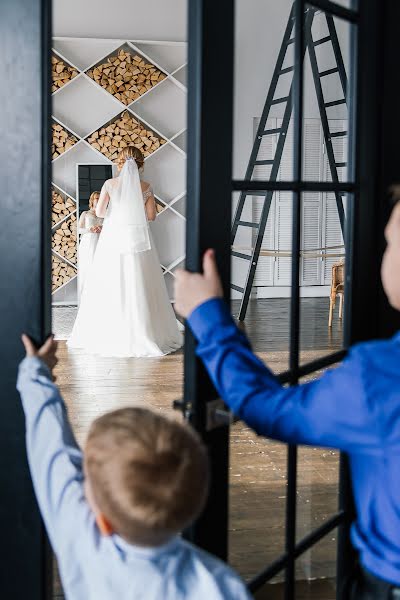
[232,4,348,322]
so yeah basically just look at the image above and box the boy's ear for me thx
[96,513,114,536]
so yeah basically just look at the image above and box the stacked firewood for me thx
[52,189,76,227]
[52,54,78,93]
[52,122,78,160]
[87,48,166,105]
[86,110,166,161]
[52,215,77,264]
[52,253,76,292]
[155,200,165,214]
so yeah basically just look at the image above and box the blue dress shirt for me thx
[188,298,400,586]
[17,356,252,600]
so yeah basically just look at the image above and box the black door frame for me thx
[182,0,234,560]
[0,0,52,598]
[184,1,386,599]
[0,0,396,598]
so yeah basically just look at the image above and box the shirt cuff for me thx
[17,356,52,386]
[187,298,235,343]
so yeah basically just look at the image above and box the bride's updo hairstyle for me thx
[117,146,144,170]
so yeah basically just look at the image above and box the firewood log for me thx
[51,189,76,226]
[52,54,78,93]
[51,253,77,292]
[51,216,77,264]
[52,122,78,160]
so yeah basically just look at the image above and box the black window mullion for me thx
[307,0,359,22]
[248,510,346,591]
[232,180,356,192]
[284,1,306,598]
[184,0,234,561]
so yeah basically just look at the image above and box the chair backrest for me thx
[332,260,345,290]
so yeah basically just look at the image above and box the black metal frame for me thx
[185,0,385,599]
[182,0,234,559]
[0,0,52,598]
[231,2,360,596]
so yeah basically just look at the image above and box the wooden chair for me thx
[328,260,345,328]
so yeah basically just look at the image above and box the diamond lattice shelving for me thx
[86,110,167,162]
[52,120,79,160]
[51,38,187,303]
[86,45,167,106]
[52,253,77,293]
[52,186,76,227]
[52,53,79,93]
[52,215,77,265]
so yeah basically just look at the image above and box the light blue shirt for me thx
[17,356,252,600]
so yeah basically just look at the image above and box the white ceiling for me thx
[53,0,187,42]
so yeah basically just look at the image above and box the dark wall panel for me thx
[0,0,51,597]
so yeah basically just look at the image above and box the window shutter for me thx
[301,120,323,286]
[252,118,276,286]
[273,118,294,286]
[322,120,346,284]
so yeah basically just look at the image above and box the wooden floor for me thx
[53,297,343,599]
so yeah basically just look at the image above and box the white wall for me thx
[53,0,187,41]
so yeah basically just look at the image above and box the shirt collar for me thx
[112,534,180,559]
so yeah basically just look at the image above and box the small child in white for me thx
[17,335,252,600]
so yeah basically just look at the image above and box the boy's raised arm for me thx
[187,298,379,453]
[17,337,98,556]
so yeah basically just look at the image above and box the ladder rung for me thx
[231,284,244,293]
[313,35,331,47]
[335,162,347,168]
[232,251,252,261]
[271,96,290,106]
[287,38,295,45]
[279,66,295,75]
[319,67,339,78]
[325,99,346,108]
[330,131,347,138]
[255,159,274,165]
[263,127,282,136]
[237,221,259,228]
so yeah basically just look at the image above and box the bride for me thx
[68,146,183,357]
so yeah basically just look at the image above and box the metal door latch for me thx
[172,399,193,420]
[206,399,234,431]
[173,398,234,430]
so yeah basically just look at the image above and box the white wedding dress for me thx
[77,210,103,300]
[68,163,183,358]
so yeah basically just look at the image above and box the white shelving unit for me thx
[51,37,187,304]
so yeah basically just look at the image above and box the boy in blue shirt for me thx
[174,202,400,599]
[17,335,252,600]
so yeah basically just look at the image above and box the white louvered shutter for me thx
[252,118,277,287]
[273,118,294,286]
[322,120,346,284]
[300,120,323,286]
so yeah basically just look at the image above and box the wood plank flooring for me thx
[53,297,342,598]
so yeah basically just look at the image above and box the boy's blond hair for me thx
[84,407,209,546]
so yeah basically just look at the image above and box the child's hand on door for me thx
[21,334,58,377]
[174,249,223,318]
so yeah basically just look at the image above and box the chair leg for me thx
[339,294,344,320]
[329,297,334,328]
